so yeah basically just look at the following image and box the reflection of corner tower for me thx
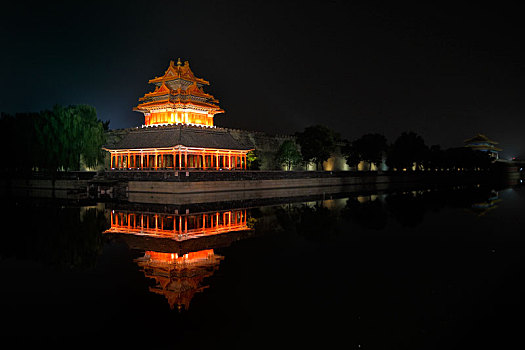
[103,207,252,310]
[134,58,224,128]
[135,250,223,311]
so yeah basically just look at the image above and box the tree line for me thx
[0,105,108,174]
[0,107,491,173]
[274,125,493,171]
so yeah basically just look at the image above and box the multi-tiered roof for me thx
[104,59,252,171]
[464,133,502,159]
[134,59,224,127]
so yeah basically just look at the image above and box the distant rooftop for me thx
[464,133,498,145]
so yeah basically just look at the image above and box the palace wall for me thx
[221,128,385,171]
[224,128,293,170]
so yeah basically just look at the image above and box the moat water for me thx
[1,184,524,348]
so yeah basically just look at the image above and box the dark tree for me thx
[1,105,106,174]
[246,149,261,170]
[343,133,387,170]
[35,105,106,171]
[387,131,428,171]
[275,139,302,171]
[424,144,446,170]
[74,105,106,169]
[445,147,492,170]
[295,125,338,170]
[341,139,361,169]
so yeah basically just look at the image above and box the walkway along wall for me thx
[116,170,513,205]
[127,174,389,194]
[2,166,520,202]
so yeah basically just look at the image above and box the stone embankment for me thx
[102,169,506,204]
[2,165,521,203]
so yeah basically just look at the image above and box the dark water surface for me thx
[1,184,525,348]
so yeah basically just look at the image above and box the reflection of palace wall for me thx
[127,182,392,205]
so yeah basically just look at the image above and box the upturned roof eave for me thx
[464,134,499,145]
[104,145,253,152]
[148,76,210,86]
[134,100,224,112]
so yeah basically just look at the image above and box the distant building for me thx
[464,134,502,160]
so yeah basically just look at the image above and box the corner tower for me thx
[464,134,502,160]
[134,59,224,127]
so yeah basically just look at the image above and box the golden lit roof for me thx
[134,99,224,113]
[138,82,219,103]
[148,58,210,85]
[134,59,224,126]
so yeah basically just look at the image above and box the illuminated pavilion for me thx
[104,59,252,170]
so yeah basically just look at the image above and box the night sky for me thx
[1,1,524,158]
